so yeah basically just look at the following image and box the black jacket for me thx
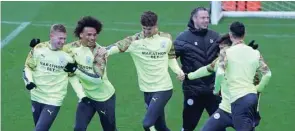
[174,18,220,95]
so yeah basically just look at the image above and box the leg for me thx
[231,94,258,131]
[34,104,60,131]
[94,94,117,131]
[182,93,205,131]
[205,93,221,115]
[31,101,45,126]
[143,90,172,131]
[74,102,96,131]
[201,108,232,131]
[154,112,169,131]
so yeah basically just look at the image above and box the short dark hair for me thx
[216,33,232,46]
[191,7,208,17]
[74,16,103,38]
[141,11,158,27]
[230,21,245,38]
[50,24,66,33]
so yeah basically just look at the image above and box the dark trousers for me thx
[31,101,60,131]
[231,93,258,131]
[74,94,116,131]
[143,89,173,131]
[182,92,221,131]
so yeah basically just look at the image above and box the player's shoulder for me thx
[34,41,49,49]
[65,41,81,48]
[63,41,81,52]
[157,31,172,40]
[207,29,219,35]
[207,29,220,38]
[127,32,143,40]
[253,49,261,57]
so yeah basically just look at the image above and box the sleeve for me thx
[188,65,212,80]
[74,69,102,84]
[23,49,38,84]
[214,66,225,94]
[167,36,177,59]
[214,50,227,94]
[106,45,120,56]
[168,59,183,75]
[114,34,139,53]
[256,54,272,92]
[173,38,185,58]
[68,76,86,99]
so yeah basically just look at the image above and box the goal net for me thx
[211,1,295,25]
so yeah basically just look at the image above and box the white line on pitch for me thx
[1,22,31,48]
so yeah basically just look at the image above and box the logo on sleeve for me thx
[210,39,214,44]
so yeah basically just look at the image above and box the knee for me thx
[142,120,153,129]
[35,126,49,131]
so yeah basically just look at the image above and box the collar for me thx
[47,41,59,51]
[232,40,245,46]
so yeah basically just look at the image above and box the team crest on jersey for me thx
[59,57,66,65]
[86,56,92,64]
[161,41,166,48]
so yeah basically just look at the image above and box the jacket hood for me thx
[187,17,208,36]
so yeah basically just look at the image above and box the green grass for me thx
[2,1,295,131]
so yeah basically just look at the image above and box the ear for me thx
[79,33,83,38]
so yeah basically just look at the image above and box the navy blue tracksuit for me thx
[174,18,221,131]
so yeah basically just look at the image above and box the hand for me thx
[30,38,40,48]
[81,97,92,104]
[95,47,108,58]
[213,90,219,95]
[254,74,260,86]
[248,40,259,50]
[213,90,221,96]
[184,73,189,80]
[26,82,36,90]
[64,61,78,73]
[256,86,265,93]
[177,71,185,81]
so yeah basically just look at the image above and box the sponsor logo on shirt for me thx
[142,51,167,59]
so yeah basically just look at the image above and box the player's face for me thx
[80,27,97,47]
[142,25,157,37]
[50,31,67,50]
[192,10,210,29]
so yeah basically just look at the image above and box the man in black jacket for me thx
[174,7,221,131]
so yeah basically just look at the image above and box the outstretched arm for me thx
[256,55,272,92]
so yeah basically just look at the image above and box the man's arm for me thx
[256,55,272,92]
[214,49,227,94]
[173,38,185,58]
[167,35,184,79]
[23,50,35,83]
[68,76,86,99]
[107,33,141,56]
[23,48,38,90]
[187,58,219,80]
